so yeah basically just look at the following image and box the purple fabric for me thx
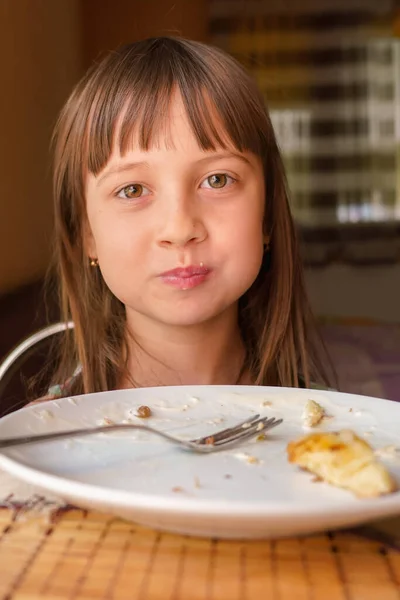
[320,323,400,402]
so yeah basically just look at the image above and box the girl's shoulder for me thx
[299,377,335,392]
[47,366,82,399]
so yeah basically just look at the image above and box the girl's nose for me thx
[157,202,207,249]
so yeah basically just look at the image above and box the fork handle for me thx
[0,424,148,448]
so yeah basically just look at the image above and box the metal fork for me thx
[0,414,283,453]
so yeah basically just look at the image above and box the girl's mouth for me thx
[159,265,211,289]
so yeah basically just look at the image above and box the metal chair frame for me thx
[0,321,74,403]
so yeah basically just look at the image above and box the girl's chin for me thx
[123,297,238,328]
[153,306,231,328]
[156,314,220,328]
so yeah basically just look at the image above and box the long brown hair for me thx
[50,36,332,395]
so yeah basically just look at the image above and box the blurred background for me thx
[0,0,399,411]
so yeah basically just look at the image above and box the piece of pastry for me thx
[302,399,325,427]
[287,429,397,498]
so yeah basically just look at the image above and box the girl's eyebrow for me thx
[196,152,252,167]
[97,161,150,185]
[96,152,251,186]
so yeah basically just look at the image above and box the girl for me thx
[45,36,331,399]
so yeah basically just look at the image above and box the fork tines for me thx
[192,416,282,447]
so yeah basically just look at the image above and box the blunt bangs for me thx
[82,37,269,176]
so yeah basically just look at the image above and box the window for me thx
[210,0,400,228]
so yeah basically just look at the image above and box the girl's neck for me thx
[121,307,251,389]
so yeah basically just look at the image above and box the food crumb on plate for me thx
[302,399,326,428]
[375,445,400,459]
[260,400,272,407]
[206,417,225,425]
[246,455,261,465]
[234,452,262,465]
[172,486,185,493]
[35,409,54,421]
[136,405,152,418]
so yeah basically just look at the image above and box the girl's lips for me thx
[159,265,211,289]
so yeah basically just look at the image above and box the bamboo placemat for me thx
[1,508,399,600]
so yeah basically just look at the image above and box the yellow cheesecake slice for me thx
[287,430,397,498]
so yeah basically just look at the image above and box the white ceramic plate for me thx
[0,385,400,539]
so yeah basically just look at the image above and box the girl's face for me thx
[85,94,265,331]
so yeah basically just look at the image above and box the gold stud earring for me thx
[89,258,99,267]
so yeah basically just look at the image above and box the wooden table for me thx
[0,508,399,599]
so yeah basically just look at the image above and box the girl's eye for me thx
[116,184,149,199]
[201,173,234,189]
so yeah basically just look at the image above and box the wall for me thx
[305,264,400,322]
[0,0,83,294]
[81,0,208,66]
